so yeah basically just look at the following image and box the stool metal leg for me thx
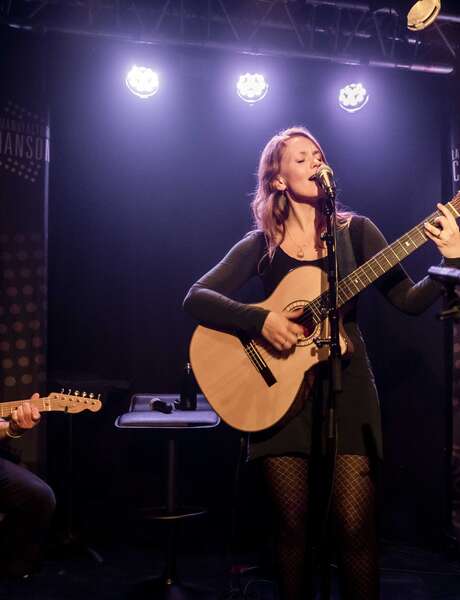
[165,437,177,585]
[132,436,214,599]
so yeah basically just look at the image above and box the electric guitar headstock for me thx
[45,389,102,413]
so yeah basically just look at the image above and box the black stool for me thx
[116,394,220,599]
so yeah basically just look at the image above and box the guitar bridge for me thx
[238,333,277,387]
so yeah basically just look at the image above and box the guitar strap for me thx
[336,221,358,279]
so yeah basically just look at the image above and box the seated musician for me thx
[0,393,55,579]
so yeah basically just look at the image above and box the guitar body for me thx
[190,265,348,432]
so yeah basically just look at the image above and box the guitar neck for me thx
[339,215,436,306]
[0,396,54,418]
[308,196,460,318]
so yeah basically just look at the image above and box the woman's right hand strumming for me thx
[261,308,304,352]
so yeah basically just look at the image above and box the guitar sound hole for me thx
[285,301,318,345]
[302,317,316,338]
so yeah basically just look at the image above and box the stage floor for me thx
[1,540,460,599]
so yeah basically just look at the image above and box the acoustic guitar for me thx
[0,390,102,419]
[189,195,460,432]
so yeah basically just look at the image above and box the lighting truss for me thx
[1,1,460,74]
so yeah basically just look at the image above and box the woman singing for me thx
[183,126,460,599]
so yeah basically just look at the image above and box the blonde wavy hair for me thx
[251,126,353,260]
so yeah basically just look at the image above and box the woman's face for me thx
[275,135,325,202]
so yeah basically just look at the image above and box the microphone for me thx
[310,164,336,198]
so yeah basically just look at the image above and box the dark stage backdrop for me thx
[0,30,49,469]
[40,34,453,545]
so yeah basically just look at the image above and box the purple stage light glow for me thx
[339,83,369,113]
[236,73,269,104]
[125,65,159,99]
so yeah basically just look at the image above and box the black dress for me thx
[184,215,459,460]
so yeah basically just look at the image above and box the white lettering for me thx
[14,135,24,158]
[454,159,460,183]
[35,138,43,161]
[25,136,34,159]
[0,114,50,164]
[4,132,12,155]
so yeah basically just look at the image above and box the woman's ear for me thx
[272,175,286,192]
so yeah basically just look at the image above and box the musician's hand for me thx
[424,203,460,259]
[10,394,41,433]
[261,308,304,352]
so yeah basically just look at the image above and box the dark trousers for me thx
[0,456,55,576]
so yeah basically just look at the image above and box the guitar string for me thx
[245,343,265,371]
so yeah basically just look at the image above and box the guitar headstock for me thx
[47,390,102,413]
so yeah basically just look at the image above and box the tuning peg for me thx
[97,394,101,400]
[82,391,87,398]
[89,393,94,399]
[74,391,80,396]
[60,388,65,394]
[67,388,72,395]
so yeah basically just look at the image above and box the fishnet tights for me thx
[263,454,378,600]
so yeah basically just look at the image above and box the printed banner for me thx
[0,37,49,405]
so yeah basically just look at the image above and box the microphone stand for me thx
[313,181,341,600]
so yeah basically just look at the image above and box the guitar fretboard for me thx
[302,196,460,326]
[0,397,54,418]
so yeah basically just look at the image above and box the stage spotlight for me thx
[406,1,441,31]
[339,83,369,113]
[125,65,160,99]
[236,73,269,104]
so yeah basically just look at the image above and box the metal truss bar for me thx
[87,0,94,28]
[216,0,240,42]
[154,0,172,33]
[304,0,460,24]
[3,18,453,74]
[372,11,386,57]
[27,0,49,20]
[438,13,460,24]
[180,0,184,38]
[390,8,398,58]
[284,1,305,49]
[11,0,460,25]
[2,0,458,74]
[434,22,457,58]
[248,0,278,42]
[333,6,341,52]
[129,0,143,31]
[309,2,317,48]
[341,7,368,53]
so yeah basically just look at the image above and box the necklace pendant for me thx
[296,247,304,258]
